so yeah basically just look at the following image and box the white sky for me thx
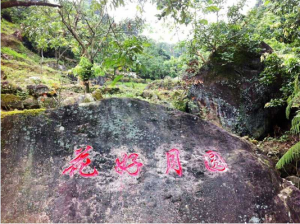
[109,0,257,43]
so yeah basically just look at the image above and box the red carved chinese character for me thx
[203,150,228,172]
[62,145,99,177]
[115,153,143,176]
[166,148,182,176]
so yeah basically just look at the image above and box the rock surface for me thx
[188,42,283,139]
[1,98,300,222]
[27,84,50,97]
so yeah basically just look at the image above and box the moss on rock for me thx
[1,94,23,110]
[1,108,46,119]
[92,89,103,101]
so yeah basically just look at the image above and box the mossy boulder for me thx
[27,84,50,97]
[188,42,282,139]
[38,96,57,109]
[23,96,40,109]
[1,81,23,94]
[61,96,77,106]
[1,108,45,119]
[1,94,23,110]
[92,89,103,101]
[142,90,153,99]
[79,94,95,103]
[101,87,121,94]
[1,98,300,222]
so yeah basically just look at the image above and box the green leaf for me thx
[199,19,208,25]
[276,141,300,169]
[110,75,123,87]
[205,6,220,12]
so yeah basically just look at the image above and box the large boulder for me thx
[188,42,282,139]
[1,98,300,222]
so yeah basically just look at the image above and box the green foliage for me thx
[73,57,93,82]
[23,7,70,56]
[0,19,18,35]
[277,75,300,170]
[269,0,300,46]
[137,40,184,79]
[261,53,300,107]
[291,111,300,134]
[110,75,124,87]
[276,141,300,169]
[102,36,145,74]
[260,53,284,85]
[1,47,28,60]
[286,75,300,119]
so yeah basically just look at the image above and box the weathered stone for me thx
[1,98,300,222]
[101,87,121,94]
[61,94,95,106]
[77,94,95,104]
[23,97,40,109]
[142,90,153,98]
[188,42,282,139]
[1,81,23,94]
[27,84,50,96]
[38,96,57,109]
[92,89,103,101]
[286,176,300,189]
[13,30,22,41]
[1,94,23,110]
[61,96,77,106]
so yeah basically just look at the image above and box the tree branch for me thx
[1,0,62,9]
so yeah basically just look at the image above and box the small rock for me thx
[286,176,300,189]
[92,89,103,101]
[23,97,40,109]
[61,96,77,106]
[78,94,95,104]
[27,84,50,97]
[142,90,153,99]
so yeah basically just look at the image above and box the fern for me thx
[277,75,300,169]
[276,141,300,169]
[286,75,299,119]
[291,111,300,133]
[286,95,293,119]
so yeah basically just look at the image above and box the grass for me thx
[1,59,67,89]
[121,82,148,90]
[0,20,71,90]
[1,19,18,35]
[1,47,28,60]
[102,81,188,111]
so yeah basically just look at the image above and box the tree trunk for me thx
[56,48,59,68]
[84,81,90,93]
[1,1,61,9]
[41,48,44,74]
[113,67,117,79]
